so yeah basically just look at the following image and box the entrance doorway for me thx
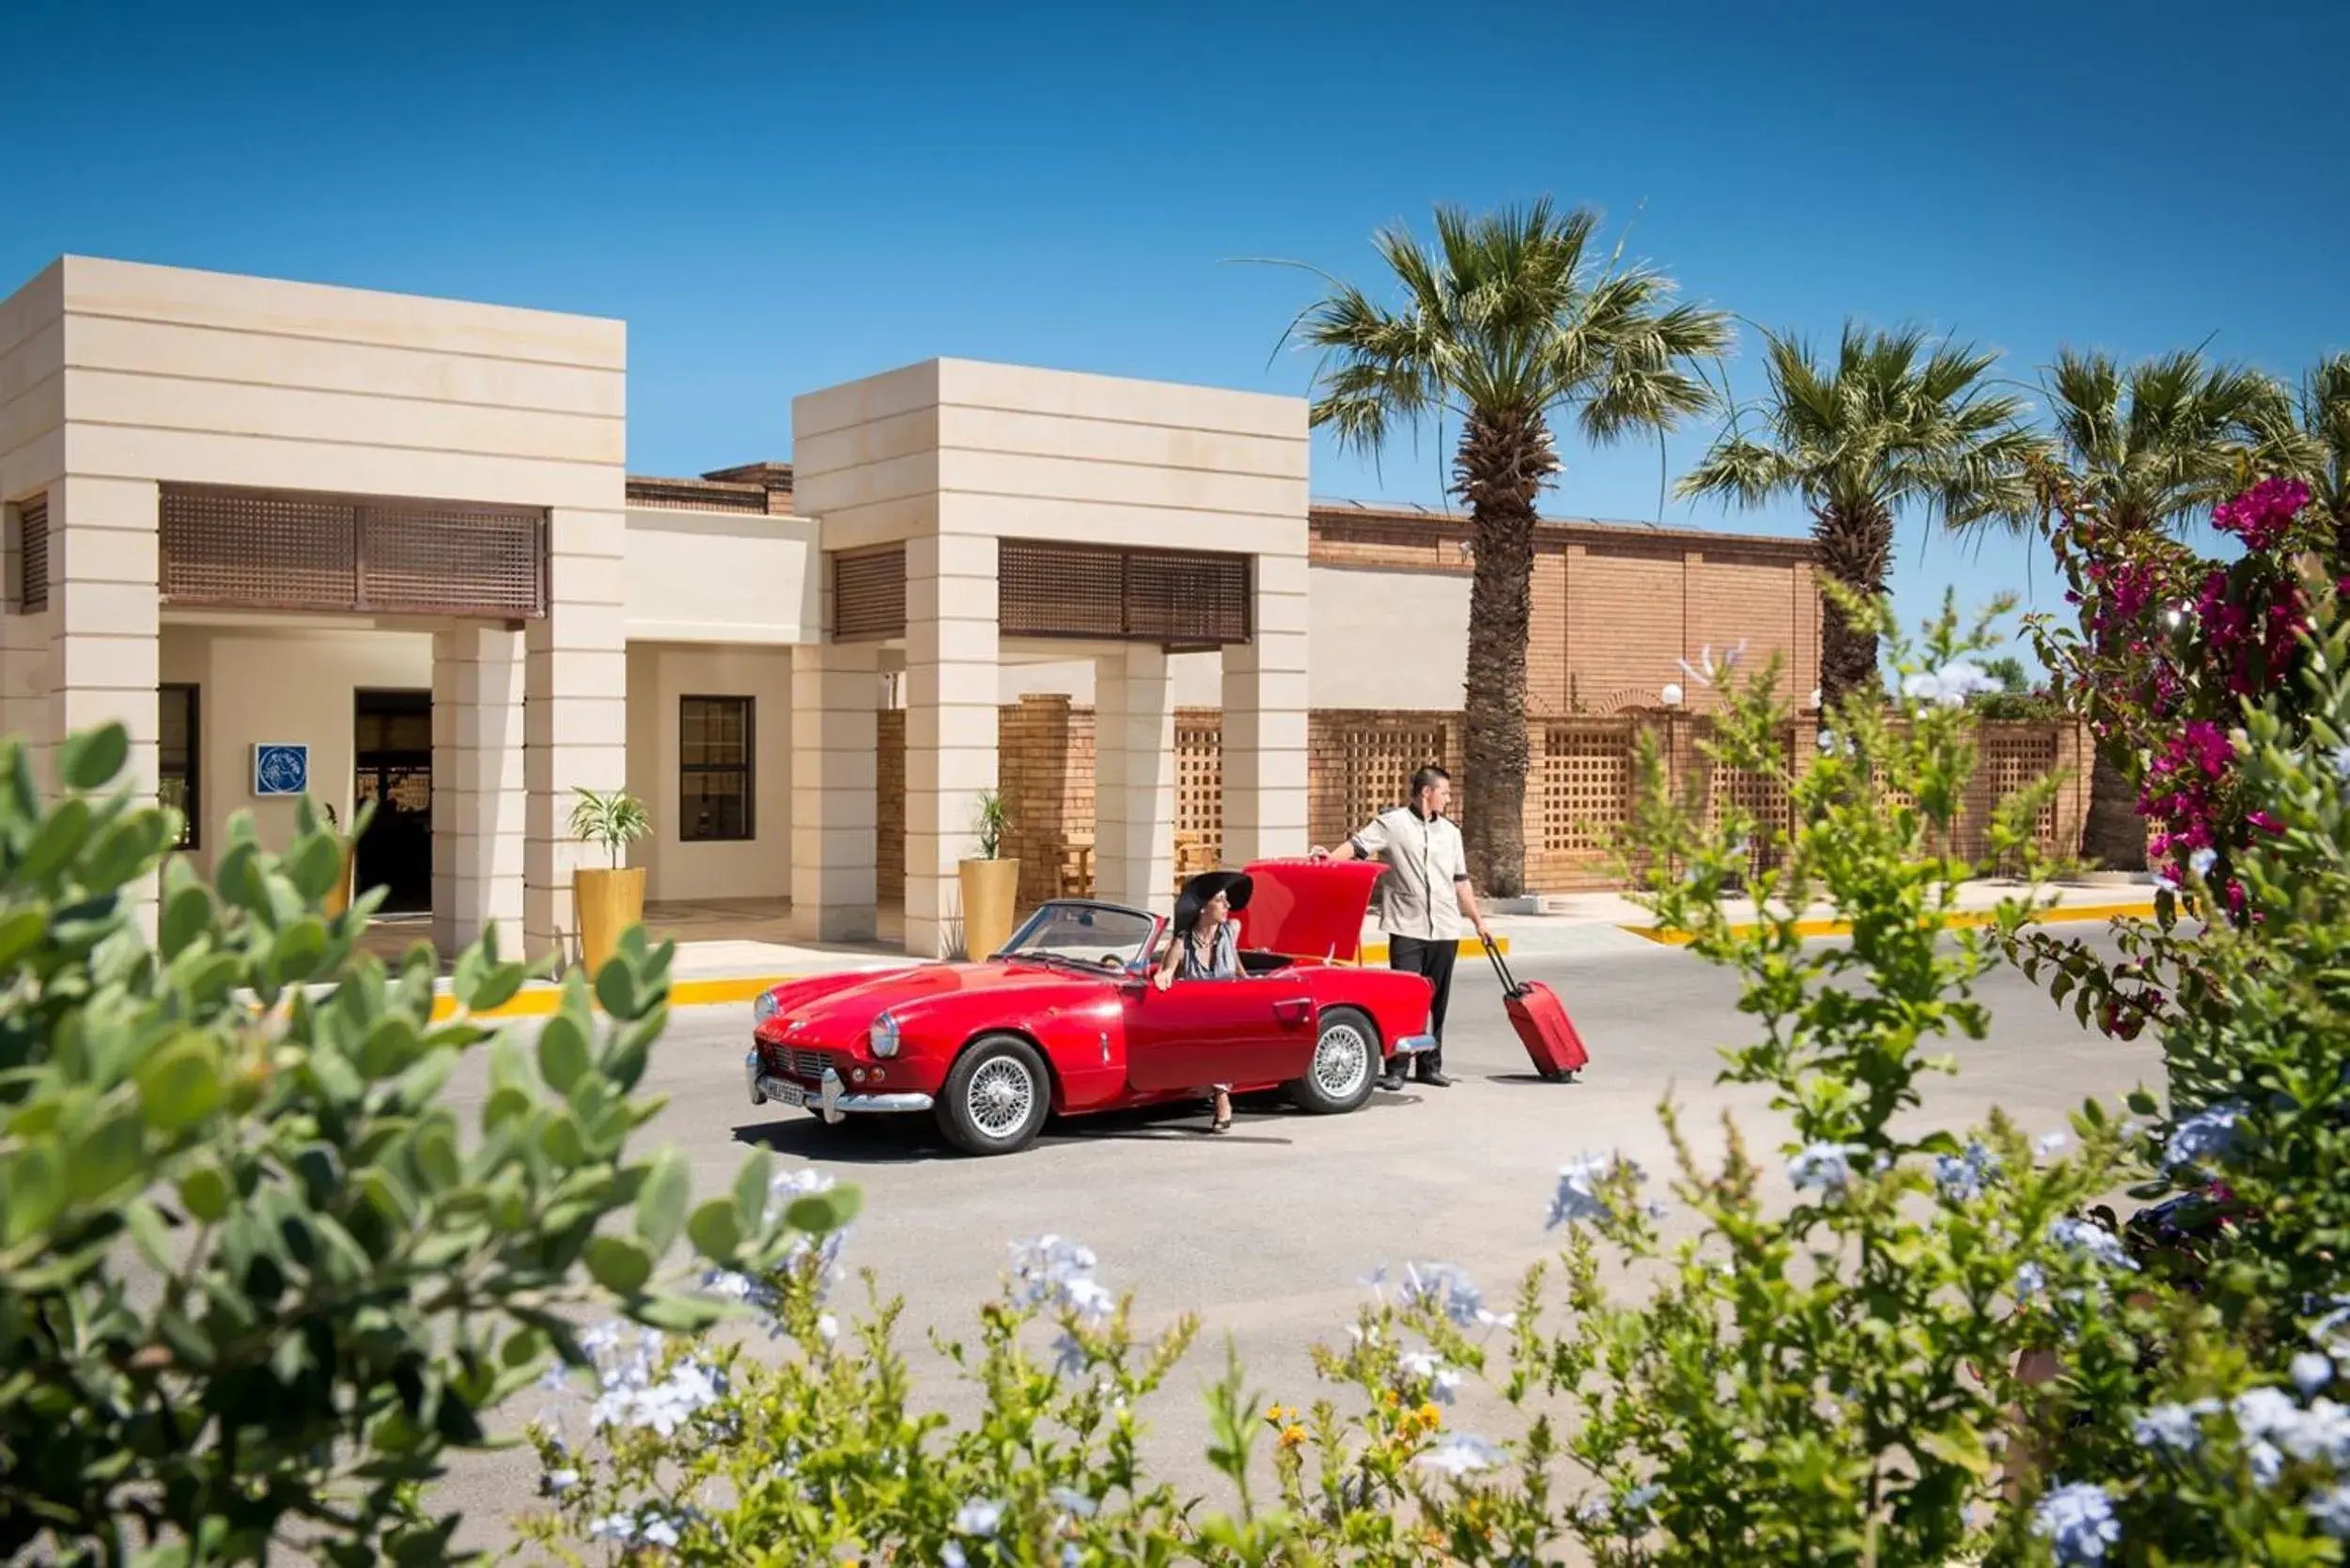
[354,689,432,914]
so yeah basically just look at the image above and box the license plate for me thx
[760,1075,809,1109]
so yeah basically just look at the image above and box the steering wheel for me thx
[1097,954,1124,968]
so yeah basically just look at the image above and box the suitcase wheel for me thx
[1541,1068,1578,1083]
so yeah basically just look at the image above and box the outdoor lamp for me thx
[1660,683,1684,707]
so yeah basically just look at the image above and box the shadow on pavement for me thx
[730,1087,1424,1163]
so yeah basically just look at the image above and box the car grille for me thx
[765,1045,842,1083]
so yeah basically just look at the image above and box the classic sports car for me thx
[744,859,1438,1156]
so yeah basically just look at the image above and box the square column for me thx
[524,506,630,966]
[432,626,527,957]
[903,534,999,958]
[46,477,161,932]
[1221,553,1311,864]
[1094,644,1175,913]
[789,641,880,943]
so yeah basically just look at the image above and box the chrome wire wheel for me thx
[966,1056,1036,1140]
[1313,1020,1371,1100]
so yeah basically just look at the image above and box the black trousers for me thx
[1386,934,1457,1077]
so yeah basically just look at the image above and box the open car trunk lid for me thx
[1238,858,1383,964]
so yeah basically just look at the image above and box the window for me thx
[160,684,199,849]
[679,696,754,842]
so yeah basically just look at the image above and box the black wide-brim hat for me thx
[1172,868,1253,935]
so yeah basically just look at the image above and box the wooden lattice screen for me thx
[1174,707,1223,890]
[1704,721,1797,878]
[1964,724,2063,865]
[876,708,905,894]
[159,485,546,618]
[833,547,908,641]
[1309,711,1457,849]
[999,540,1251,645]
[17,494,46,613]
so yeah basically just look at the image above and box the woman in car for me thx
[1153,868,1253,1133]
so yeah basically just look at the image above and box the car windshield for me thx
[995,902,1158,970]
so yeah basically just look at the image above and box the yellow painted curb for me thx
[427,973,800,1023]
[1624,899,2159,948]
[1360,935,1508,964]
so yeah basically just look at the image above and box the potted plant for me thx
[568,787,650,975]
[957,789,1019,960]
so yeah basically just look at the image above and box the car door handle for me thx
[1271,999,1313,1028]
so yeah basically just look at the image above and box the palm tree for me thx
[2285,352,2350,557]
[1676,323,2042,707]
[2043,349,2295,870]
[1286,200,1730,894]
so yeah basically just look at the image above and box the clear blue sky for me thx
[8,0,2345,663]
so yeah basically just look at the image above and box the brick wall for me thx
[1310,511,1821,717]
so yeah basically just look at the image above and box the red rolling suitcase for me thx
[1484,933,1589,1081]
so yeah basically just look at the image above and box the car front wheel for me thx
[1287,1006,1377,1115]
[937,1034,1051,1156]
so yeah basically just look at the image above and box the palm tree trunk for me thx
[2080,741,2147,871]
[1811,501,1893,707]
[1454,409,1560,897]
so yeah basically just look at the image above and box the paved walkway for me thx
[367,877,2158,1020]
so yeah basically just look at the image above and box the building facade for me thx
[0,256,1825,959]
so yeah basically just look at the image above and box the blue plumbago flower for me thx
[954,1498,1004,1536]
[2048,1217,2138,1272]
[2036,1130,2070,1157]
[2248,1439,2285,1488]
[2031,1481,2122,1564]
[1621,1483,1663,1514]
[1397,1347,1462,1405]
[942,1547,969,1568]
[2233,1386,2303,1446]
[1416,1432,1505,1478]
[2311,1483,2350,1540]
[540,1467,581,1496]
[1398,1261,1514,1330]
[2131,1400,2218,1455]
[1787,1141,1860,1196]
[640,1514,681,1549]
[765,1169,852,1296]
[1816,728,1841,754]
[1012,1234,1116,1327]
[586,1514,636,1544]
[2331,743,2350,782]
[2293,1352,2337,1398]
[1051,1486,1098,1520]
[2188,846,2219,877]
[1549,1150,1642,1229]
[2163,1102,2248,1172]
[1934,1140,2002,1203]
[2014,1261,2048,1301]
[2314,1299,2350,1357]
[2276,1397,2350,1467]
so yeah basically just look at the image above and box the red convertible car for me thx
[744,859,1437,1155]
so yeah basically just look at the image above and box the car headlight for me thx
[868,1011,900,1059]
[753,990,780,1026]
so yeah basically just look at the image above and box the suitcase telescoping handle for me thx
[1480,930,1524,998]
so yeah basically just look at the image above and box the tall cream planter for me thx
[959,788,1018,960]
[958,858,1020,960]
[568,787,651,977]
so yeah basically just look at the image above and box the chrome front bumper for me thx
[1391,1034,1438,1056]
[744,1050,936,1125]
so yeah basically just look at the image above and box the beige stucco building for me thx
[0,256,1822,960]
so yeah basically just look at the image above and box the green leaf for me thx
[284,831,344,902]
[271,919,332,983]
[537,1016,589,1094]
[733,1149,773,1234]
[20,798,92,883]
[125,1199,175,1270]
[0,906,50,970]
[158,882,212,960]
[84,815,167,894]
[179,1166,231,1224]
[786,1184,862,1234]
[584,1234,653,1296]
[634,1148,690,1256]
[58,723,129,792]
[687,1196,743,1260]
[594,957,643,1020]
[631,1292,725,1333]
[1,1144,65,1245]
[134,1035,224,1132]
[68,1110,146,1203]
[413,1122,461,1191]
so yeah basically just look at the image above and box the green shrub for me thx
[0,725,845,1567]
